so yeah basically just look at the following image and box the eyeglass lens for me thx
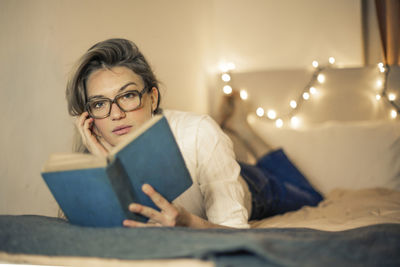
[88,90,141,118]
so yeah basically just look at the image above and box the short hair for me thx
[66,38,161,116]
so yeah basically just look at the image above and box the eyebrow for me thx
[87,82,138,101]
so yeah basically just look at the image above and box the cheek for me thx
[94,119,118,146]
[128,108,152,126]
[130,98,153,123]
[93,119,109,136]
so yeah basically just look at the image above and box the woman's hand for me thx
[123,184,189,227]
[123,184,235,229]
[75,112,112,157]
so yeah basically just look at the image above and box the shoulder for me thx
[163,109,231,157]
[163,109,207,125]
[163,109,221,137]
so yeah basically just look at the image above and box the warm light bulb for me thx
[309,87,317,95]
[379,66,385,73]
[267,109,277,120]
[291,116,300,128]
[378,62,384,68]
[329,57,335,64]
[256,107,264,117]
[223,85,232,94]
[290,100,297,109]
[391,109,398,119]
[388,93,396,101]
[376,79,383,88]
[240,89,248,100]
[222,73,231,82]
[303,92,310,100]
[312,60,319,68]
[376,94,381,101]
[317,74,325,83]
[275,119,283,128]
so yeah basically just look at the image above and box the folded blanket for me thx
[1,215,399,267]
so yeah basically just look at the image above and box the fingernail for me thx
[142,184,150,192]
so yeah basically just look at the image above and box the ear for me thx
[150,87,159,112]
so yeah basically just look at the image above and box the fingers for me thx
[75,112,93,145]
[74,112,109,156]
[123,219,160,228]
[142,184,178,216]
[75,112,89,140]
[92,124,113,152]
[125,184,181,227]
[128,203,168,225]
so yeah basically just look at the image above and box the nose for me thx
[110,102,126,120]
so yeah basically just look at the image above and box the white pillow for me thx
[249,118,400,195]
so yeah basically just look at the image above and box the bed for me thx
[1,117,400,266]
[2,64,400,266]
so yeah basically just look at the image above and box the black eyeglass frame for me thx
[85,87,148,119]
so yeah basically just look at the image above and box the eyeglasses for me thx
[86,87,147,119]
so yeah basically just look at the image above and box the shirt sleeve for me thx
[195,115,250,228]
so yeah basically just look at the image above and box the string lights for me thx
[220,59,399,127]
[379,64,399,119]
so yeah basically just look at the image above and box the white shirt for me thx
[163,110,252,228]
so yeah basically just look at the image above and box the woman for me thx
[66,38,322,229]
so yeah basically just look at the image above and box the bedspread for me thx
[1,215,399,267]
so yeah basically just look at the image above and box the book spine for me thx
[106,158,148,223]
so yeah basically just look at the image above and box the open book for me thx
[41,115,193,227]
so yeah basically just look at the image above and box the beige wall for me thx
[0,0,363,216]
[208,0,363,72]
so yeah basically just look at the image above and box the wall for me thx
[207,0,363,72]
[222,66,400,127]
[0,0,212,216]
[0,0,364,216]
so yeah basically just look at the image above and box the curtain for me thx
[375,0,400,65]
[375,0,400,66]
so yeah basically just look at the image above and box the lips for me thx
[112,125,133,136]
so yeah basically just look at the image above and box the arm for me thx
[123,115,250,229]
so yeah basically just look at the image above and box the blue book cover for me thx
[42,115,193,227]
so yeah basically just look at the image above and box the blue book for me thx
[41,115,193,227]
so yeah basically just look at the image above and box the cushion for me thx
[249,117,400,195]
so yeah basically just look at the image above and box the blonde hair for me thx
[65,38,161,152]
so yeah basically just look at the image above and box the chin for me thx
[113,133,130,144]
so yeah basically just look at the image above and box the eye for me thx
[90,100,107,110]
[121,91,137,99]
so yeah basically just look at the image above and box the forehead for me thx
[86,66,144,97]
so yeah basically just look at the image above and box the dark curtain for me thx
[375,0,400,65]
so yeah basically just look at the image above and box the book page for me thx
[42,153,107,172]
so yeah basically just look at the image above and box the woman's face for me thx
[86,66,158,146]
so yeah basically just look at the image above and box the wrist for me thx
[175,205,191,227]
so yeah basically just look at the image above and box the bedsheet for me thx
[1,215,400,267]
[251,187,400,230]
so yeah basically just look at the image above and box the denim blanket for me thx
[0,215,399,267]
